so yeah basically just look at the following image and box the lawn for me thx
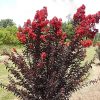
[0,64,17,100]
[0,45,97,100]
[0,45,23,100]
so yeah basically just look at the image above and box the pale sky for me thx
[0,0,100,29]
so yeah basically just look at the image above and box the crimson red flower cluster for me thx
[81,39,92,47]
[17,7,68,61]
[74,4,100,39]
[73,4,85,24]
[41,52,47,60]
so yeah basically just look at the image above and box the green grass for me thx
[0,88,15,100]
[0,45,22,100]
[0,45,96,100]
[85,46,96,61]
[0,64,16,100]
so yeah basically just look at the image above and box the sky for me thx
[0,0,100,29]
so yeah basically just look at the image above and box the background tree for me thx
[62,21,74,40]
[94,33,100,42]
[0,25,19,45]
[0,19,15,28]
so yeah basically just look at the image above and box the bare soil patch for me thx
[70,59,100,100]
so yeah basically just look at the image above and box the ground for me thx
[70,58,100,100]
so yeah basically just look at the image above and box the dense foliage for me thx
[0,26,20,45]
[1,5,100,100]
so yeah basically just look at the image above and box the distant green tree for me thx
[62,21,74,40]
[0,19,15,28]
[94,33,100,42]
[0,26,19,45]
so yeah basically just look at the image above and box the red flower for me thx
[81,4,85,9]
[50,17,62,29]
[73,4,85,24]
[40,20,49,27]
[75,27,85,37]
[41,52,47,60]
[23,27,29,34]
[28,30,37,40]
[20,35,26,43]
[40,35,46,42]
[81,39,92,47]
[56,29,62,36]
[27,19,31,25]
[34,7,48,22]
[17,32,26,43]
[32,21,37,30]
[61,33,67,40]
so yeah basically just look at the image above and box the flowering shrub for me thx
[1,5,100,100]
